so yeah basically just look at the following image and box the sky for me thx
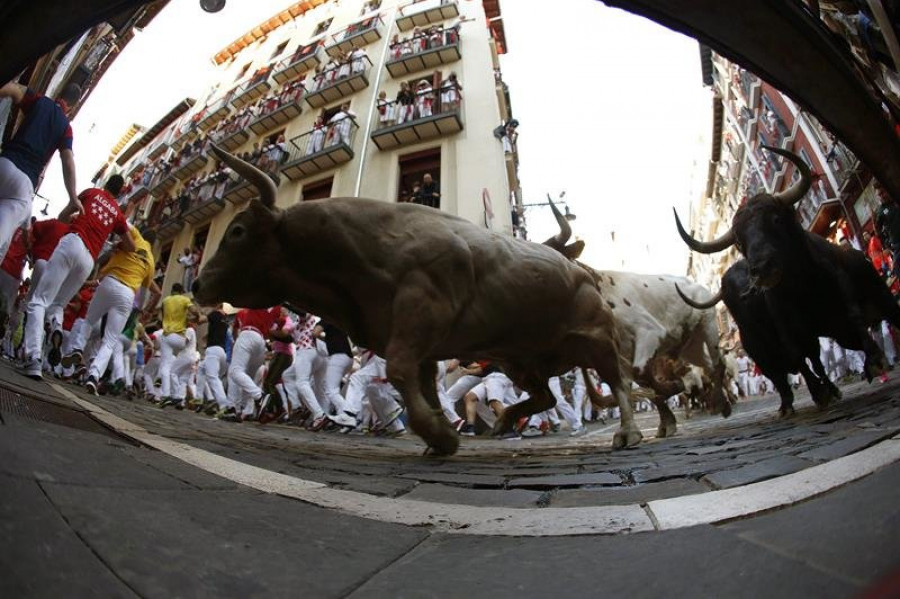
[39,0,711,277]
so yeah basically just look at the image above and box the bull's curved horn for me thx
[673,207,735,254]
[541,195,571,250]
[675,283,723,310]
[210,143,276,209]
[761,145,811,206]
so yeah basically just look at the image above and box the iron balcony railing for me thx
[273,43,322,85]
[324,16,384,57]
[385,24,460,77]
[306,55,372,108]
[230,67,274,111]
[248,82,305,136]
[396,0,459,31]
[197,92,234,131]
[371,89,462,150]
[282,116,358,181]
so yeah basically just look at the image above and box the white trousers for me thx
[143,356,161,399]
[227,330,267,416]
[24,234,93,361]
[0,157,33,265]
[201,345,229,408]
[73,276,136,381]
[345,355,386,415]
[548,376,582,429]
[446,374,482,402]
[285,347,324,417]
[323,353,353,415]
[170,351,198,400]
[159,333,187,397]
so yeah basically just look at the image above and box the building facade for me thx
[110,0,516,296]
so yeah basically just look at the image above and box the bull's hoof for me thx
[425,435,459,457]
[490,415,516,437]
[410,415,460,456]
[779,405,796,418]
[656,420,677,438]
[720,400,733,419]
[864,359,887,383]
[613,426,643,450]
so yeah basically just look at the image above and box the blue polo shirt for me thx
[0,88,73,188]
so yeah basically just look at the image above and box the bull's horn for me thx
[675,283,723,310]
[761,145,811,206]
[673,207,735,254]
[210,143,276,209]
[542,195,571,250]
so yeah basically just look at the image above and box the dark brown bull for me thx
[193,145,645,454]
[675,146,900,414]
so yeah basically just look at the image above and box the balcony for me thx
[273,44,322,85]
[157,216,183,241]
[216,126,251,153]
[119,182,149,209]
[183,196,226,225]
[222,174,258,206]
[171,147,210,181]
[281,117,358,181]
[248,91,304,136]
[396,0,459,31]
[324,16,383,57]
[230,69,274,111]
[148,168,177,195]
[305,56,372,109]
[371,94,462,151]
[385,26,460,78]
[146,136,171,161]
[197,95,233,132]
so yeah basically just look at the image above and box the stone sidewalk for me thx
[2,363,900,597]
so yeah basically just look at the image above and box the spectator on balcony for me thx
[327,103,356,147]
[250,142,262,164]
[323,57,339,85]
[395,82,415,124]
[312,66,327,92]
[865,230,888,277]
[427,25,443,49]
[440,72,462,111]
[377,91,394,127]
[306,116,327,155]
[350,47,368,74]
[412,28,426,52]
[390,34,403,60]
[875,182,900,278]
[415,79,434,118]
[337,52,351,81]
[444,22,461,46]
[414,173,440,209]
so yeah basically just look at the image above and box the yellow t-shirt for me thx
[162,294,193,335]
[100,227,155,292]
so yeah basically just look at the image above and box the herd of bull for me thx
[190,144,900,456]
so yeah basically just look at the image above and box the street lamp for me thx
[200,0,226,13]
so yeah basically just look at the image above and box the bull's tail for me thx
[582,368,616,409]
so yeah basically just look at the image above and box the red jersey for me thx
[1,228,28,279]
[62,286,95,331]
[236,307,283,336]
[31,218,70,261]
[70,188,128,259]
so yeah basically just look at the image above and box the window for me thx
[360,0,381,15]
[321,104,345,123]
[271,41,289,60]
[193,225,210,261]
[313,18,333,37]
[158,243,173,281]
[397,147,441,207]
[234,62,251,82]
[302,177,333,201]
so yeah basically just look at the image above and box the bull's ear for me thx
[563,240,586,260]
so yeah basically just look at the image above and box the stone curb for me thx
[52,383,900,537]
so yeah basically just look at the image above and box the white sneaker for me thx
[569,425,587,437]
[18,358,42,380]
[521,426,544,438]
[328,412,357,427]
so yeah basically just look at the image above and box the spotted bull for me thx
[192,145,645,454]
[674,146,900,415]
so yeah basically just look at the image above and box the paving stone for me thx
[335,476,419,497]
[0,473,137,598]
[394,471,507,488]
[722,461,900,586]
[44,483,428,599]
[348,526,855,599]
[506,472,622,488]
[551,478,710,507]
[400,483,543,507]
[632,457,742,483]
[701,455,814,490]
[797,430,897,462]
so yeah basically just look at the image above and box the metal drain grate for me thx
[0,387,123,440]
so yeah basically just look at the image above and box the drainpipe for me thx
[354,5,399,197]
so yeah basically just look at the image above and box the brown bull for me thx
[192,146,644,455]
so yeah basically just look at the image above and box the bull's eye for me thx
[229,224,246,241]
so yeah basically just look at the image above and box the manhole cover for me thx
[0,387,124,441]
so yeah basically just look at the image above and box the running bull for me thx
[674,146,900,415]
[544,206,733,437]
[192,145,645,455]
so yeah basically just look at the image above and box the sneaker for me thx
[217,408,241,422]
[47,331,63,368]
[307,414,329,431]
[383,406,405,428]
[521,425,544,438]
[459,423,477,437]
[327,412,357,428]
[17,358,42,381]
[498,430,521,440]
[158,397,178,409]
[85,376,99,396]
[569,425,588,437]
[61,350,83,369]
